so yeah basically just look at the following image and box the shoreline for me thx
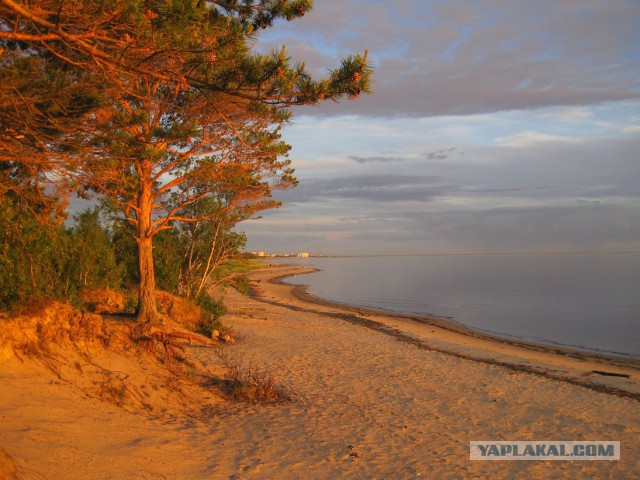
[248,263,640,399]
[280,270,639,363]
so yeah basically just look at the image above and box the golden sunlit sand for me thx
[1,264,639,479]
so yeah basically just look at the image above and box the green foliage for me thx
[0,196,252,309]
[102,207,139,288]
[231,275,250,295]
[213,258,260,293]
[1,0,373,320]
[195,293,227,337]
[196,292,228,320]
[123,293,138,314]
[153,228,184,293]
[0,197,247,312]
[0,201,126,310]
[68,208,124,291]
[0,198,76,309]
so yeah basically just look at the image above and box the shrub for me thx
[215,347,290,404]
[1,199,77,309]
[123,294,137,314]
[231,275,250,296]
[195,293,227,337]
[69,208,124,291]
[196,292,227,319]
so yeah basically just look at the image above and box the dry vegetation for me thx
[214,346,292,404]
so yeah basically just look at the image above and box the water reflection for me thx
[277,254,640,358]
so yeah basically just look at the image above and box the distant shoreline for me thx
[248,263,640,399]
[263,251,640,259]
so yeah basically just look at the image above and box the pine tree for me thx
[1,1,373,322]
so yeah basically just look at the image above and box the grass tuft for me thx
[214,347,291,404]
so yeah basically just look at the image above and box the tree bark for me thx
[135,163,159,323]
[136,235,158,322]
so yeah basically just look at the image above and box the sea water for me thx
[274,253,640,359]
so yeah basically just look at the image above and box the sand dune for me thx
[1,264,638,479]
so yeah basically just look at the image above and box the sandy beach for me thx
[1,263,639,479]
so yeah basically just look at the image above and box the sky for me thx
[237,0,640,255]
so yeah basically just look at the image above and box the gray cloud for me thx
[349,147,459,164]
[276,174,448,203]
[426,148,458,160]
[392,202,640,250]
[286,135,640,208]
[262,0,640,118]
[243,199,640,255]
[241,1,640,255]
[348,155,407,164]
[242,133,640,254]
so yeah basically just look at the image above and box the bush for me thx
[0,199,77,309]
[196,292,227,318]
[69,208,124,291]
[231,275,250,295]
[195,293,227,337]
[123,293,137,314]
[0,201,130,311]
[153,228,184,293]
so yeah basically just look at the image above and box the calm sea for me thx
[274,254,640,359]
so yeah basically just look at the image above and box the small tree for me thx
[0,195,75,308]
[175,206,248,299]
[153,227,185,294]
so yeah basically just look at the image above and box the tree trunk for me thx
[195,222,221,299]
[136,235,158,322]
[135,165,159,323]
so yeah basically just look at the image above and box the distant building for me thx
[256,251,266,257]
[297,252,310,258]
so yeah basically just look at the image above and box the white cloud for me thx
[494,131,578,147]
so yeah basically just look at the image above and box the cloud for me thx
[242,198,640,255]
[494,131,578,147]
[240,2,640,255]
[261,0,640,118]
[426,147,459,160]
[348,155,407,164]
[348,148,459,164]
[277,174,448,203]
[241,132,640,254]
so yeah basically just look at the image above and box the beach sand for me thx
[1,263,639,479]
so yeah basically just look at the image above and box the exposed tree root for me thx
[134,325,211,361]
